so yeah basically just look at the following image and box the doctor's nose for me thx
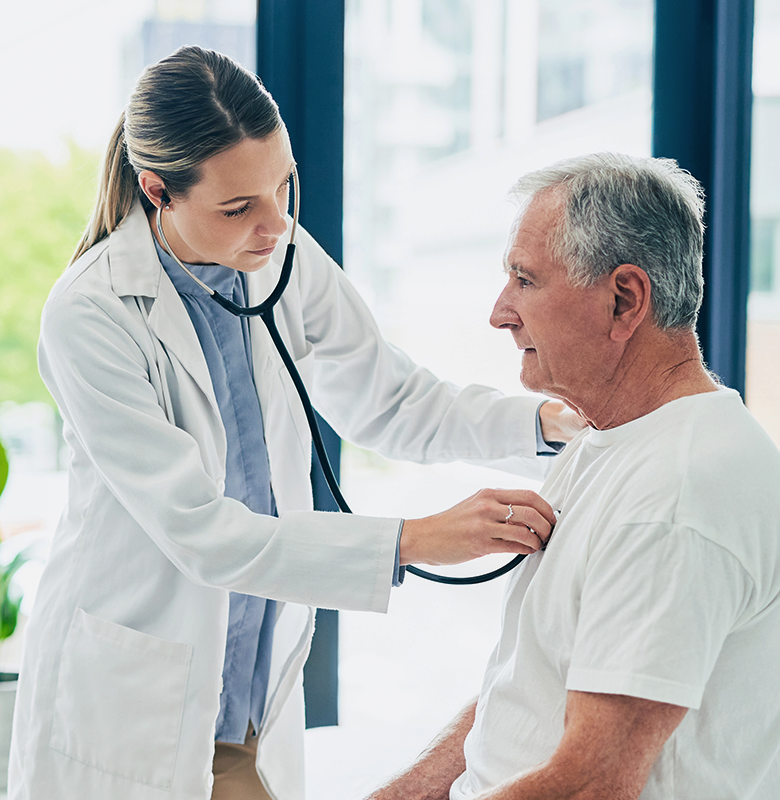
[255,201,289,238]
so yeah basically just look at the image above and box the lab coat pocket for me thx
[50,608,193,790]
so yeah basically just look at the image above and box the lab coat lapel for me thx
[147,278,221,415]
[108,202,221,416]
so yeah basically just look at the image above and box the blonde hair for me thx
[71,46,283,264]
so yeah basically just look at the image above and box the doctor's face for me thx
[152,129,295,273]
[490,192,612,406]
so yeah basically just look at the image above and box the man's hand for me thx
[479,691,687,800]
[539,399,587,444]
[400,489,556,566]
[366,700,477,800]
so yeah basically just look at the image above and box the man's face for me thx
[490,192,613,406]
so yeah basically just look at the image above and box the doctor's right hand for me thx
[399,488,555,567]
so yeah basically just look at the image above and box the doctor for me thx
[10,46,575,800]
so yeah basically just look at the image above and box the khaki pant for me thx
[211,727,272,800]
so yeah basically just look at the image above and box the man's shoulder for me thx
[673,391,780,547]
[554,389,780,550]
[624,389,778,480]
[675,389,780,490]
[609,389,780,579]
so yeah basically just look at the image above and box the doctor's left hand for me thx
[399,488,555,567]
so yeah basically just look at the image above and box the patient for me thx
[367,153,780,800]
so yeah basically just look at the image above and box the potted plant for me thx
[0,436,29,790]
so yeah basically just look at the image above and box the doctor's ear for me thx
[137,170,171,209]
[609,264,652,342]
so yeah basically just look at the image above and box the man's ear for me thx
[609,264,652,342]
[138,170,170,209]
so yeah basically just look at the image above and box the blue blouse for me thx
[156,241,276,744]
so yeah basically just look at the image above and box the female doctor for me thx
[10,47,573,800]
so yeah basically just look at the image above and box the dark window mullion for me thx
[652,0,754,394]
[257,0,345,729]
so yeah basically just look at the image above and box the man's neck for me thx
[573,328,719,430]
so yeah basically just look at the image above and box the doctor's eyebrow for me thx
[217,162,297,206]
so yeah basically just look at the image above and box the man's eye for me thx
[510,272,532,287]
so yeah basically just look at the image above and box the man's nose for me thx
[490,283,519,330]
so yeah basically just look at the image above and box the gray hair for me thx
[509,153,705,330]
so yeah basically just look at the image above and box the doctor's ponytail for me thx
[70,113,137,264]
[69,46,283,266]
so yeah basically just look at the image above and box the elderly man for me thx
[368,153,780,799]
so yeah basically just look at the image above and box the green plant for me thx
[0,145,99,405]
[0,437,27,643]
[0,436,6,498]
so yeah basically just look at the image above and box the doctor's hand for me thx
[539,399,588,444]
[399,488,556,567]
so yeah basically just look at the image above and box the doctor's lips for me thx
[247,244,277,256]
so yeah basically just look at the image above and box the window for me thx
[337,0,654,757]
[747,0,780,446]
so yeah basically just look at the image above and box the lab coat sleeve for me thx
[290,225,547,481]
[38,286,398,613]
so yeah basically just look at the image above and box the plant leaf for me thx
[0,593,20,641]
[0,438,7,499]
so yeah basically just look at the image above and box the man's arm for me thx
[366,700,477,800]
[480,691,687,800]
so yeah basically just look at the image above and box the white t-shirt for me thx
[451,389,780,800]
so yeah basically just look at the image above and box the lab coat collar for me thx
[108,200,164,299]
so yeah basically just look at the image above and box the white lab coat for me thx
[9,202,545,800]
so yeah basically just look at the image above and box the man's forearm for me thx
[366,700,477,800]
[473,692,688,800]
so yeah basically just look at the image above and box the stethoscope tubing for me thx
[156,180,526,585]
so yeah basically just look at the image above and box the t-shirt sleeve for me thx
[566,523,752,709]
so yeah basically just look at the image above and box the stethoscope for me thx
[156,167,528,584]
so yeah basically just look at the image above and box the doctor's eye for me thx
[223,203,251,218]
[279,174,293,193]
